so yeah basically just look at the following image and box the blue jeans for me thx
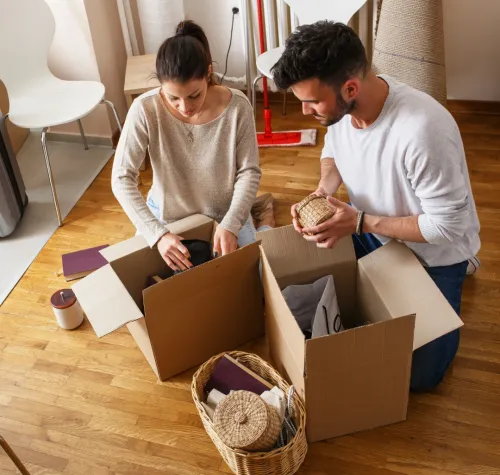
[146,196,272,247]
[353,232,468,392]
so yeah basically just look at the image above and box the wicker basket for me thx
[296,195,334,229]
[192,351,308,475]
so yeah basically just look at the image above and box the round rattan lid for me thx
[296,195,334,229]
[295,194,321,215]
[213,390,281,452]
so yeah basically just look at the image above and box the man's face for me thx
[291,78,355,126]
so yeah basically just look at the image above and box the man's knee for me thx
[410,329,460,392]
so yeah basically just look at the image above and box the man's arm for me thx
[363,215,426,243]
[317,157,343,196]
[302,198,427,248]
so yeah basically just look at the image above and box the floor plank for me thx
[1,103,499,474]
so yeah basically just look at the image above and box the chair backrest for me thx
[0,0,55,95]
[285,0,367,26]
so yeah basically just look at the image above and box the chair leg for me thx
[282,90,288,116]
[101,99,123,133]
[41,128,63,227]
[0,436,32,475]
[252,75,264,118]
[77,119,89,150]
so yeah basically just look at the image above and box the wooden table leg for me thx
[0,436,31,475]
[125,93,134,109]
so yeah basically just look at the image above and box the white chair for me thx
[0,0,122,227]
[252,0,368,113]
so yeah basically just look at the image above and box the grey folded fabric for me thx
[282,275,344,339]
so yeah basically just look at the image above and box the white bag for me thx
[282,275,344,339]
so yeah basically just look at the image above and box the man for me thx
[272,21,480,392]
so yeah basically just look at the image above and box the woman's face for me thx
[161,76,209,118]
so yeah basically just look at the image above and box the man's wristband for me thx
[356,210,365,236]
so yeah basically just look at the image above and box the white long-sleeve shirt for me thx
[321,75,480,267]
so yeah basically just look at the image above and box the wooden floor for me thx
[1,102,500,475]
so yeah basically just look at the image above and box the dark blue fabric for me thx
[352,232,467,392]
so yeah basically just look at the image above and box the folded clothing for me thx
[183,239,213,267]
[145,239,213,288]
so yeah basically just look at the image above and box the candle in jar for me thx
[50,289,84,330]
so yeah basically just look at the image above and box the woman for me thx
[112,20,274,271]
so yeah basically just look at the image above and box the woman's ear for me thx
[207,64,213,80]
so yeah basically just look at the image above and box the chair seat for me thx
[256,46,285,80]
[8,78,105,129]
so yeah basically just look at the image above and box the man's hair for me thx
[272,21,368,90]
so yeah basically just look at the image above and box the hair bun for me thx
[175,20,202,37]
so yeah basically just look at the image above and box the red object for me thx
[255,0,303,146]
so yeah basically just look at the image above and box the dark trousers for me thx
[352,232,467,392]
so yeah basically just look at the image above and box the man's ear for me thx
[343,78,360,100]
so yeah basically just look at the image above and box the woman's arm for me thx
[111,100,169,247]
[219,102,261,235]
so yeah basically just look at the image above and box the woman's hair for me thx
[155,20,214,84]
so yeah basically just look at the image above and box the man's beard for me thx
[314,95,356,127]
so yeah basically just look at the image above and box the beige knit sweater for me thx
[111,87,261,247]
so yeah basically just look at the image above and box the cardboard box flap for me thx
[304,315,414,441]
[166,214,214,241]
[257,225,355,285]
[359,240,463,350]
[72,264,143,337]
[142,241,264,380]
[100,214,214,263]
[100,235,149,263]
[261,248,305,378]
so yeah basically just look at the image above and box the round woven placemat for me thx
[213,391,281,452]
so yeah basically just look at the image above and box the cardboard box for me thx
[73,215,265,381]
[258,225,463,443]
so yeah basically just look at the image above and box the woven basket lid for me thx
[296,195,334,228]
[213,390,281,452]
[295,194,321,214]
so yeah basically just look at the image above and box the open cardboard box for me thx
[258,225,463,443]
[73,215,265,381]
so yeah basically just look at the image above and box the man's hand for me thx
[302,197,357,248]
[157,233,193,271]
[213,227,238,257]
[291,187,328,233]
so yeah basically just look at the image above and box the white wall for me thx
[183,0,246,78]
[185,0,500,102]
[137,0,186,54]
[443,0,500,101]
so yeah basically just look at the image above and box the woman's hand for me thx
[157,232,193,271]
[213,227,238,257]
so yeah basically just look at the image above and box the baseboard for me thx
[447,100,500,115]
[255,93,500,115]
[45,132,114,147]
